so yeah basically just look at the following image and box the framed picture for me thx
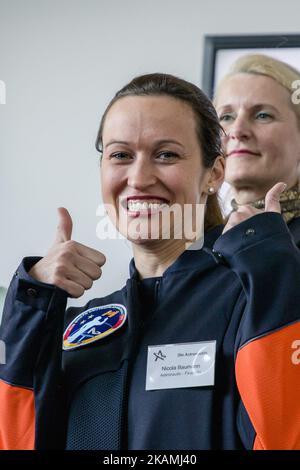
[202,34,300,99]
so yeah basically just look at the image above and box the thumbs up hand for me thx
[28,207,106,298]
[55,207,73,243]
[222,182,287,234]
[264,182,286,213]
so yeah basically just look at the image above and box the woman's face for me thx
[101,95,220,244]
[216,73,300,192]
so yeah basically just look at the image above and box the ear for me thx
[205,156,225,194]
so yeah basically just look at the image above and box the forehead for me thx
[216,73,291,110]
[102,95,197,142]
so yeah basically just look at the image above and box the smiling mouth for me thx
[227,150,260,157]
[119,196,170,215]
[127,199,169,213]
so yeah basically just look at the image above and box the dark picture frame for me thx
[202,34,300,99]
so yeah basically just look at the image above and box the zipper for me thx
[121,277,161,449]
[120,279,145,449]
[154,279,161,306]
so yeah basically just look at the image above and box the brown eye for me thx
[111,152,132,160]
[156,152,179,161]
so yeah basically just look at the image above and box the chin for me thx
[225,172,256,188]
[225,163,255,183]
[125,230,166,243]
[130,237,160,245]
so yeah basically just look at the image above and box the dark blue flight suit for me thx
[288,217,300,247]
[1,213,300,450]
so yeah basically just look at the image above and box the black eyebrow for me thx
[104,139,185,149]
[105,140,129,148]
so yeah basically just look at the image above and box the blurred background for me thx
[1,0,300,309]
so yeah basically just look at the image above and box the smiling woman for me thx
[96,74,225,242]
[96,80,225,275]
[214,54,300,245]
[1,73,300,450]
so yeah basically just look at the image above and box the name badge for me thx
[146,341,216,391]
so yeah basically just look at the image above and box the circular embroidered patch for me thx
[63,303,127,350]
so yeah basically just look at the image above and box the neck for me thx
[231,186,266,205]
[132,239,187,279]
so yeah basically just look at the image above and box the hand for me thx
[28,207,106,298]
[222,182,287,234]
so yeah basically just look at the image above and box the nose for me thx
[127,156,157,190]
[225,115,252,141]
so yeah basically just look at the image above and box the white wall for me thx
[1,0,300,306]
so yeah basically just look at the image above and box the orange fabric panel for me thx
[0,380,35,450]
[236,321,300,450]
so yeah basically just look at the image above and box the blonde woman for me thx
[214,54,300,245]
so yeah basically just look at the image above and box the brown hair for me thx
[96,73,224,231]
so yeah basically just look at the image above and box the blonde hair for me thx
[214,54,300,124]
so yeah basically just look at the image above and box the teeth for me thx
[127,200,168,211]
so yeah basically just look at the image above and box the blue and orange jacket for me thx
[1,212,300,449]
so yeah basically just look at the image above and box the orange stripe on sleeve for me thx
[0,380,35,450]
[236,321,300,450]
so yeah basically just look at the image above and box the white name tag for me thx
[146,341,216,391]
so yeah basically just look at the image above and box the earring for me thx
[208,187,215,194]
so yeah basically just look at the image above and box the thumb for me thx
[55,207,73,243]
[264,182,287,213]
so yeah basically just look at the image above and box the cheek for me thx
[276,130,300,163]
[100,174,111,204]
[262,138,294,168]
[259,125,298,160]
[181,172,206,202]
[101,168,122,204]
[221,133,228,149]
[261,133,280,154]
[170,170,197,197]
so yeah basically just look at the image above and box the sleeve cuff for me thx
[14,257,67,311]
[213,212,291,261]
